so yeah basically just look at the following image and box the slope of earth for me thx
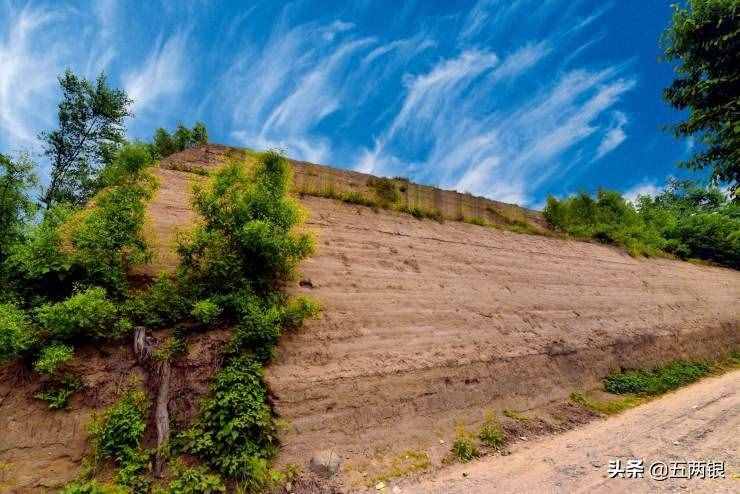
[140,146,739,489]
[267,195,738,488]
[401,369,739,494]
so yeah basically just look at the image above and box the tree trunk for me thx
[132,326,171,478]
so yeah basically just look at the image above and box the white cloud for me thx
[123,31,189,115]
[0,5,60,151]
[623,181,662,204]
[595,110,628,160]
[322,20,354,41]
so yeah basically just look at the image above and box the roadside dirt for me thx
[400,370,739,493]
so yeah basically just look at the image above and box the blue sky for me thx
[0,0,699,208]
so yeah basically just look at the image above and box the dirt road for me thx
[403,370,739,493]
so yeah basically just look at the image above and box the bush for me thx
[178,151,314,295]
[34,343,74,375]
[368,177,400,205]
[35,287,119,340]
[545,182,739,268]
[281,296,321,329]
[89,389,148,463]
[61,480,128,494]
[191,299,221,325]
[35,375,83,409]
[478,412,505,448]
[604,360,711,395]
[0,303,37,361]
[451,425,479,462]
[125,275,192,328]
[167,464,226,494]
[179,357,277,478]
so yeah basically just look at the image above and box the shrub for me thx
[191,299,221,325]
[89,389,148,463]
[125,276,191,328]
[281,296,321,329]
[0,303,36,361]
[179,357,277,478]
[35,287,119,340]
[397,205,444,222]
[61,480,128,494]
[604,360,711,395]
[478,412,505,448]
[167,464,226,494]
[368,177,400,205]
[178,151,314,295]
[451,425,479,462]
[35,375,83,409]
[34,343,74,375]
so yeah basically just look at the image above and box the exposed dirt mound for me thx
[1,146,738,491]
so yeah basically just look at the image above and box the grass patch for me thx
[570,392,645,415]
[370,449,431,485]
[478,411,505,449]
[604,360,712,395]
[502,409,529,421]
[396,204,444,222]
[450,425,479,463]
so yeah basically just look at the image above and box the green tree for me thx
[41,70,132,208]
[0,153,37,262]
[149,122,208,159]
[663,0,740,195]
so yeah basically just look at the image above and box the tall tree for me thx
[663,0,740,197]
[41,70,132,208]
[0,153,37,262]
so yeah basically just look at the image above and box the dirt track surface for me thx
[402,370,740,494]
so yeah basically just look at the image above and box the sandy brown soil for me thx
[400,370,739,493]
[1,147,738,492]
[266,195,738,488]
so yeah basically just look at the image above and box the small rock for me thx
[439,439,445,444]
[462,472,469,477]
[299,278,315,288]
[520,436,527,441]
[392,487,402,494]
[375,481,386,490]
[309,450,342,478]
[673,441,680,446]
[285,481,292,492]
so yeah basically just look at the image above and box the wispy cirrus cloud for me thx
[595,110,628,160]
[0,5,61,151]
[123,31,190,116]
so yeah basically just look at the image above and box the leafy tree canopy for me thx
[0,153,38,262]
[150,122,208,159]
[663,0,740,195]
[41,70,132,208]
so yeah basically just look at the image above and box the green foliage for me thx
[368,177,400,205]
[0,303,37,361]
[543,182,739,267]
[64,146,156,294]
[281,296,321,329]
[570,392,644,415]
[61,480,128,494]
[3,204,76,303]
[150,122,209,159]
[35,375,83,409]
[34,343,74,375]
[125,275,191,329]
[451,425,479,462]
[191,299,221,325]
[166,464,226,494]
[35,287,119,340]
[543,190,665,257]
[0,153,38,263]
[397,205,445,222]
[89,389,148,464]
[604,360,711,395]
[41,70,132,208]
[178,151,314,295]
[478,412,505,448]
[662,0,740,193]
[179,357,277,479]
